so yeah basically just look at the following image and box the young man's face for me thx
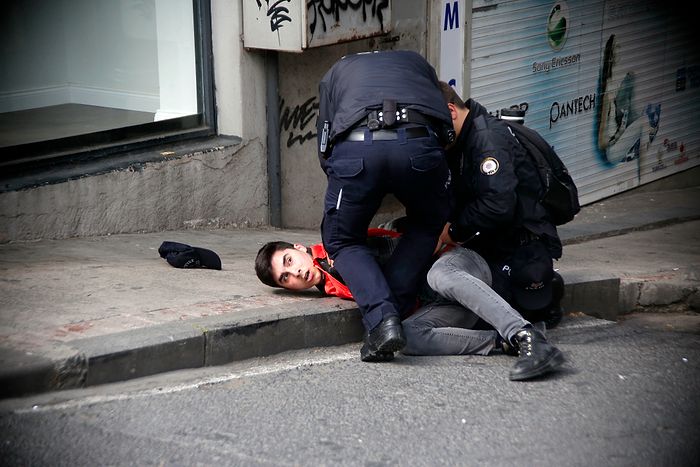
[270,244,322,290]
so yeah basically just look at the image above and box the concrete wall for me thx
[0,140,268,242]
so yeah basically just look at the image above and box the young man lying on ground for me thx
[255,230,565,381]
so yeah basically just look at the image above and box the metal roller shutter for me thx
[468,0,699,204]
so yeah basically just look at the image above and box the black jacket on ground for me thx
[447,99,562,260]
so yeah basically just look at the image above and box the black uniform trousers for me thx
[321,126,450,332]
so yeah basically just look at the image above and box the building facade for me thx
[0,0,697,241]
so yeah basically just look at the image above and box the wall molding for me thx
[0,85,159,113]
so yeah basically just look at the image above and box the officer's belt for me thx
[345,126,430,142]
[360,108,435,129]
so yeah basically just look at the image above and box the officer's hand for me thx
[434,222,456,255]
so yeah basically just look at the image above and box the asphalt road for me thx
[1,314,698,467]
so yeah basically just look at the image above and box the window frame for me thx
[0,0,216,178]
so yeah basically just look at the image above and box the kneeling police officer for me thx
[317,50,453,362]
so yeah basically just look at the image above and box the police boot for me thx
[360,345,395,362]
[360,316,405,363]
[543,305,564,329]
[545,272,566,329]
[509,327,565,381]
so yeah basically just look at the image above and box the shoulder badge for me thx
[480,157,500,176]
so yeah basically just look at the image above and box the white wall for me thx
[1,1,67,92]
[0,1,69,109]
[0,0,161,113]
[154,0,197,120]
[64,0,160,99]
[211,0,267,139]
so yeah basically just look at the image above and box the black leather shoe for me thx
[360,316,406,362]
[360,344,395,362]
[509,327,565,381]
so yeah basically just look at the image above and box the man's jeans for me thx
[402,247,530,356]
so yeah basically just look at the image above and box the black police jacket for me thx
[316,50,451,171]
[447,99,562,260]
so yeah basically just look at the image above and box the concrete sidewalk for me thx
[1,186,699,398]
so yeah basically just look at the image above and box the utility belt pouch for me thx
[382,99,397,127]
[366,111,381,130]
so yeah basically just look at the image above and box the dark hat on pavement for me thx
[158,241,222,270]
[508,241,554,311]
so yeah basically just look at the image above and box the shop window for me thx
[0,0,214,178]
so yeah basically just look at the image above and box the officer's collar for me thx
[455,99,476,147]
[464,99,478,128]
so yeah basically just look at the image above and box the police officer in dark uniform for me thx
[436,82,565,371]
[317,50,453,362]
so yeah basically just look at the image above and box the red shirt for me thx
[310,228,401,300]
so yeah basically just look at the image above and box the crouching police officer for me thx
[317,50,453,362]
[435,82,566,372]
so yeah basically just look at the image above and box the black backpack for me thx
[505,122,581,225]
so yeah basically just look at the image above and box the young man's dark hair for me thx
[255,241,294,288]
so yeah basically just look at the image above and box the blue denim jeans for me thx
[402,247,530,356]
[322,128,450,331]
